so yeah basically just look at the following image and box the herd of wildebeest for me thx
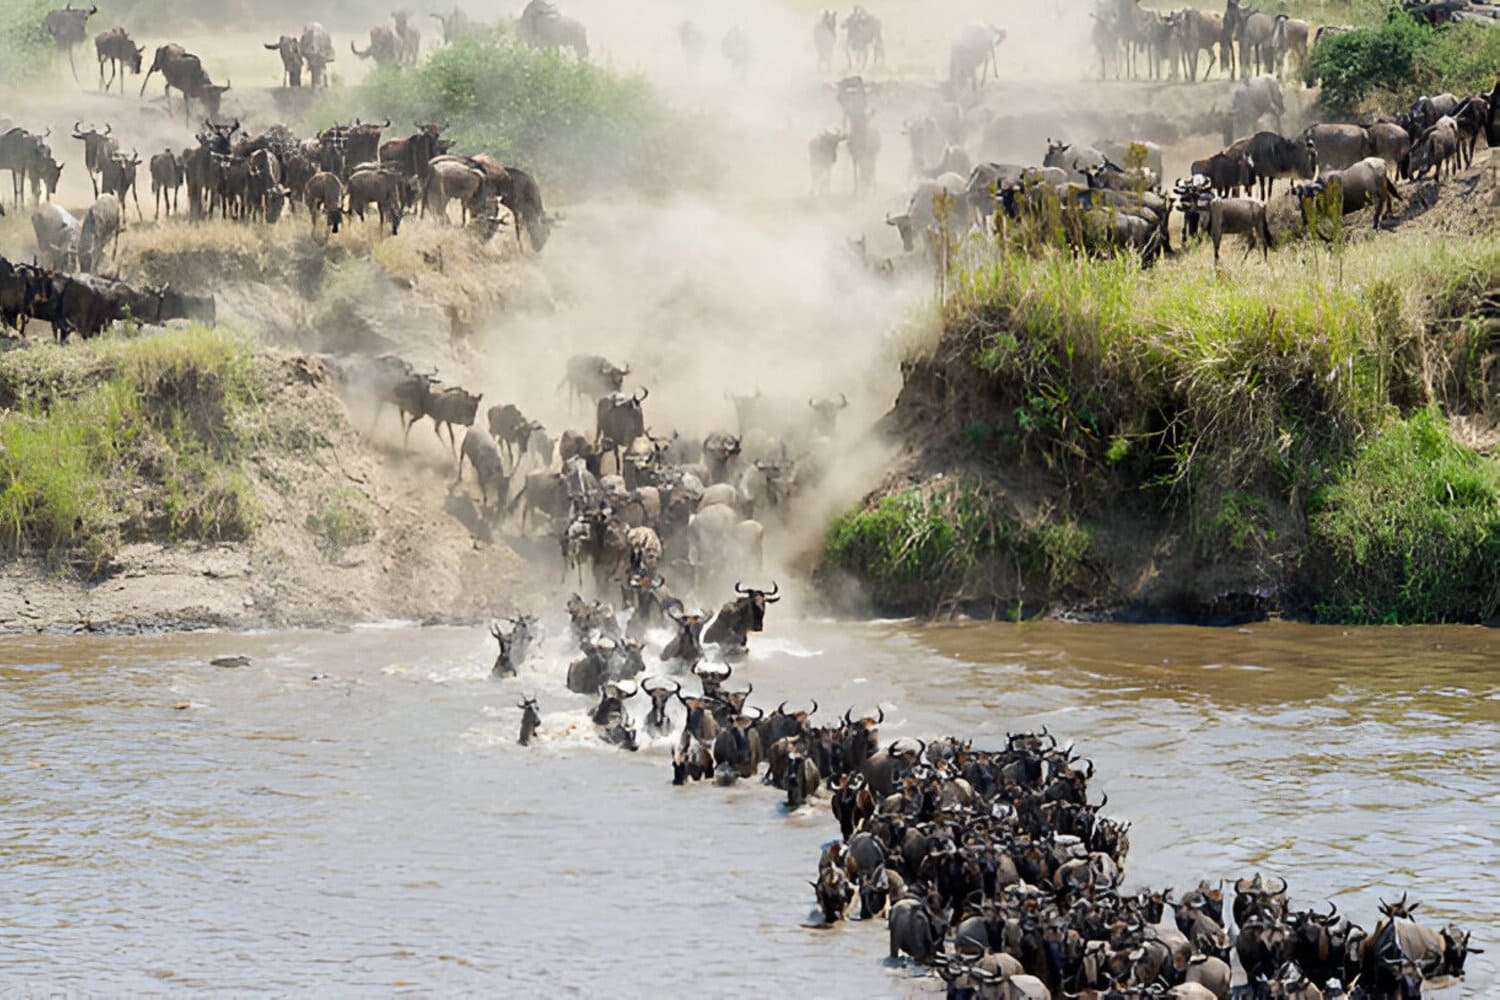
[493,596,1483,1000]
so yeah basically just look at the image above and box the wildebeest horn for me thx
[1266,875,1287,895]
[382,117,391,128]
[808,397,816,408]
[777,700,788,715]
[735,581,748,594]
[838,392,848,408]
[489,622,502,639]
[102,122,111,136]
[767,580,780,599]
[634,387,648,403]
[1325,900,1338,919]
[72,120,83,135]
[875,706,884,724]
[844,707,854,725]
[807,700,818,716]
[617,680,639,698]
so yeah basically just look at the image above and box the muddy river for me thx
[2,620,1495,995]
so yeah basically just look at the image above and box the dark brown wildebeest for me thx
[469,156,557,252]
[71,122,116,198]
[140,44,230,126]
[379,122,445,206]
[44,3,97,82]
[486,402,543,466]
[1296,157,1402,230]
[351,24,400,64]
[1243,130,1316,200]
[99,148,143,223]
[431,8,472,44]
[300,23,335,88]
[517,696,541,745]
[0,129,46,208]
[345,164,406,235]
[660,608,710,668]
[558,354,628,411]
[426,385,483,458]
[393,11,421,65]
[304,170,344,235]
[595,388,648,471]
[1207,195,1271,265]
[265,35,302,87]
[246,148,288,222]
[703,581,779,650]
[343,119,388,175]
[280,147,316,215]
[23,139,64,206]
[95,27,144,94]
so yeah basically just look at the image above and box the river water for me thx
[2,619,1495,996]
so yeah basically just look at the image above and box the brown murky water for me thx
[1,619,1495,995]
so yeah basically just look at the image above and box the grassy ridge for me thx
[825,235,1500,623]
[0,0,58,85]
[0,328,262,573]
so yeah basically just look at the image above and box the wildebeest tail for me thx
[1385,175,1403,201]
[1260,210,1273,255]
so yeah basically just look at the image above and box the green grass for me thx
[0,327,262,573]
[826,228,1500,622]
[324,32,703,196]
[821,478,1093,614]
[1309,8,1500,118]
[1307,408,1500,623]
[306,487,375,559]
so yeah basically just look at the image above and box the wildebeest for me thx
[265,35,302,87]
[1227,74,1285,140]
[564,355,633,410]
[1244,131,1316,200]
[71,122,115,199]
[843,6,883,71]
[31,203,80,270]
[886,172,968,253]
[1207,196,1272,264]
[468,157,555,252]
[888,897,947,963]
[808,393,848,436]
[517,0,588,58]
[813,10,836,71]
[424,156,490,225]
[140,44,230,126]
[300,23,335,88]
[1296,157,1403,230]
[379,122,445,202]
[304,170,345,235]
[100,149,143,223]
[351,24,400,64]
[809,128,843,197]
[94,27,144,94]
[661,608,710,668]
[949,22,1006,94]
[720,27,751,79]
[457,426,510,512]
[148,149,183,219]
[1301,123,1372,173]
[846,106,881,196]
[431,7,472,45]
[1368,121,1411,179]
[77,194,122,274]
[346,164,407,235]
[393,11,421,66]
[595,388,648,470]
[703,581,779,651]
[421,383,482,457]
[485,403,537,465]
[1410,115,1460,185]
[517,697,540,745]
[1176,7,1222,81]
[44,2,97,81]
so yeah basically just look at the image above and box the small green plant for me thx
[0,0,58,84]
[306,488,375,558]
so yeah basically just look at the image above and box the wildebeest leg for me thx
[131,185,143,224]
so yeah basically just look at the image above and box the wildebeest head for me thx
[811,865,853,924]
[733,580,780,632]
[517,696,540,745]
[807,392,848,435]
[664,607,708,665]
[640,677,680,733]
[884,209,915,252]
[718,681,753,716]
[693,660,730,699]
[1439,923,1481,976]
[489,620,516,678]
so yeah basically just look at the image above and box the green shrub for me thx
[0,0,59,84]
[331,34,699,196]
[1306,409,1500,623]
[1309,9,1500,118]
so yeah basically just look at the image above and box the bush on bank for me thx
[1309,9,1500,118]
[1307,408,1500,623]
[334,33,697,196]
[0,0,58,85]
[823,235,1500,624]
[0,328,262,574]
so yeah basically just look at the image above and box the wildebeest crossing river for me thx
[0,620,1494,995]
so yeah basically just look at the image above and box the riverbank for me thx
[819,181,1500,626]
